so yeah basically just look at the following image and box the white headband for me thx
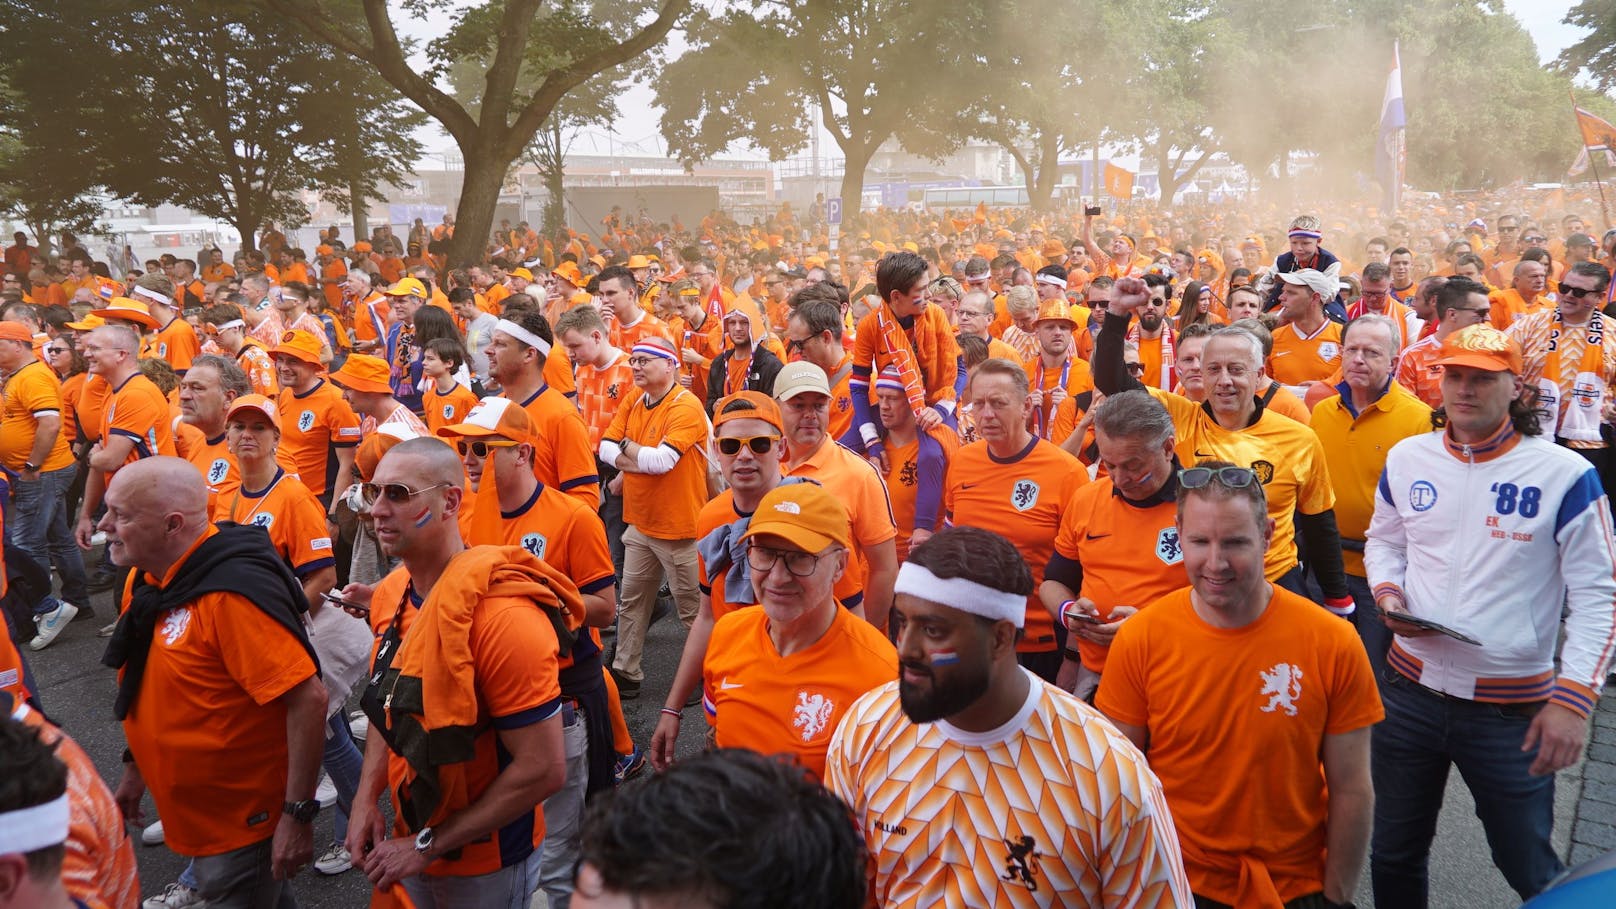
[495,318,551,356]
[0,793,69,854]
[1034,274,1066,288]
[894,562,1025,627]
[211,319,244,332]
[964,270,991,282]
[131,285,174,307]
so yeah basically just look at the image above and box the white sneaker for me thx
[142,883,201,909]
[315,773,337,808]
[314,842,353,875]
[349,712,369,742]
[140,819,164,846]
[29,601,79,651]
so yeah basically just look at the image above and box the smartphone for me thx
[1063,602,1103,625]
[1376,607,1481,645]
[323,591,369,616]
[1085,205,1102,217]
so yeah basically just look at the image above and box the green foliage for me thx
[0,78,106,239]
[1560,0,1616,95]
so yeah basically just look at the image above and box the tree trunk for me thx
[1026,131,1061,212]
[840,144,872,219]
[543,163,565,236]
[235,215,262,256]
[448,147,506,269]
[350,179,370,242]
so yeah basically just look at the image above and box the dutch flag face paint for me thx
[929,649,961,666]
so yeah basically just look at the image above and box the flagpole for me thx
[1572,90,1615,230]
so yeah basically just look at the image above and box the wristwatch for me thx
[414,826,435,856]
[282,799,320,824]
[22,462,37,473]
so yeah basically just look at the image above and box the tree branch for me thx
[477,0,544,132]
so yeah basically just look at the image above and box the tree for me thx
[0,0,423,253]
[1559,0,1616,95]
[0,80,105,245]
[262,0,688,266]
[1128,5,1220,204]
[657,0,981,220]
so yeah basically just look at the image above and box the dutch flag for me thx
[1376,41,1406,214]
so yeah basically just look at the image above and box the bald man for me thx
[101,458,325,906]
[340,438,570,903]
[75,323,178,550]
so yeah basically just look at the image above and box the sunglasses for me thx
[45,346,69,355]
[716,435,778,455]
[455,439,518,458]
[1124,362,1145,374]
[1559,283,1602,300]
[358,481,452,509]
[1179,466,1256,489]
[1523,237,1546,244]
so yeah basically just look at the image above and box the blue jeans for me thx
[8,466,88,611]
[324,712,364,846]
[1370,669,1563,907]
[1346,573,1390,682]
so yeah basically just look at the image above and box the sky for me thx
[407,0,1594,164]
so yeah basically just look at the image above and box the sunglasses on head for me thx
[455,439,518,458]
[716,435,778,455]
[358,481,451,509]
[1179,466,1257,489]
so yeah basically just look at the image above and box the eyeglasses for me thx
[746,541,835,577]
[358,481,452,509]
[455,439,518,458]
[1499,226,1519,233]
[1179,466,1257,489]
[784,336,807,353]
[1523,236,1546,244]
[1124,362,1145,374]
[1559,283,1602,300]
[45,346,69,355]
[627,356,668,368]
[716,434,778,455]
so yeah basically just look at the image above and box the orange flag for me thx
[1104,163,1136,199]
[973,201,987,225]
[1576,107,1616,150]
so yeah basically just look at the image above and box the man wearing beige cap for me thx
[699,480,896,779]
[777,360,899,630]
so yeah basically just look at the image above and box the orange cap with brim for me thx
[355,424,423,482]
[1034,298,1077,327]
[90,297,160,331]
[553,261,584,286]
[1433,324,1523,374]
[0,321,33,342]
[329,354,394,395]
[508,267,535,281]
[739,481,852,553]
[65,314,105,332]
[626,255,652,270]
[434,396,534,443]
[712,390,783,433]
[270,329,324,366]
[225,394,282,431]
[384,277,428,299]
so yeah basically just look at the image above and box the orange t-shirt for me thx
[702,604,897,780]
[201,262,236,283]
[882,434,948,560]
[1394,334,1445,409]
[784,440,898,596]
[119,528,319,857]
[102,373,178,464]
[60,372,85,443]
[603,385,710,539]
[235,340,278,398]
[368,565,563,876]
[609,311,675,350]
[320,259,348,311]
[1096,586,1382,906]
[178,426,238,497]
[573,352,635,449]
[1488,287,1553,331]
[150,317,201,372]
[1023,355,1095,439]
[543,347,576,398]
[0,360,74,471]
[275,379,362,497]
[211,468,334,577]
[76,374,111,444]
[675,315,724,398]
[423,381,479,434]
[1267,319,1343,386]
[512,384,600,511]
[11,702,140,909]
[826,353,856,442]
[695,490,864,620]
[1051,477,1186,672]
[944,437,1087,653]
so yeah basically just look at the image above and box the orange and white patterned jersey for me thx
[825,672,1192,908]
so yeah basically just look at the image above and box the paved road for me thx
[20,582,1587,908]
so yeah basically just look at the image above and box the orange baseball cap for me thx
[384,277,427,299]
[740,480,852,553]
[356,424,423,482]
[552,261,584,286]
[712,390,783,433]
[508,267,535,281]
[225,393,282,431]
[270,329,324,366]
[1433,324,1523,374]
[65,313,105,332]
[0,321,33,342]
[626,255,652,270]
[90,297,160,331]
[329,354,394,395]
[434,396,534,444]
[1033,298,1077,327]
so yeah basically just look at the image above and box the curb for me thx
[1568,694,1616,865]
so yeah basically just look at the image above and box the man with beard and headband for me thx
[825,526,1192,907]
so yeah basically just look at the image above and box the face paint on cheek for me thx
[413,508,433,528]
[929,650,961,666]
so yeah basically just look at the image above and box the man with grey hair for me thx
[1310,315,1434,673]
[955,289,1019,362]
[1099,277,1355,616]
[177,353,251,494]
[1040,390,1189,700]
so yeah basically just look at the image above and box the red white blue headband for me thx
[631,342,677,363]
[1288,229,1322,240]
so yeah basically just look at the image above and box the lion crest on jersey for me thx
[1317,341,1340,362]
[251,513,274,529]
[1259,663,1303,716]
[519,532,547,560]
[1155,527,1182,565]
[441,403,454,421]
[1249,459,1275,484]
[792,690,836,743]
[1010,479,1040,512]
[160,607,192,645]
[207,458,230,485]
[298,409,315,432]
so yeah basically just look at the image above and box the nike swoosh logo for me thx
[959,483,977,490]
[720,679,743,690]
[1194,449,1212,459]
[1085,532,1111,541]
